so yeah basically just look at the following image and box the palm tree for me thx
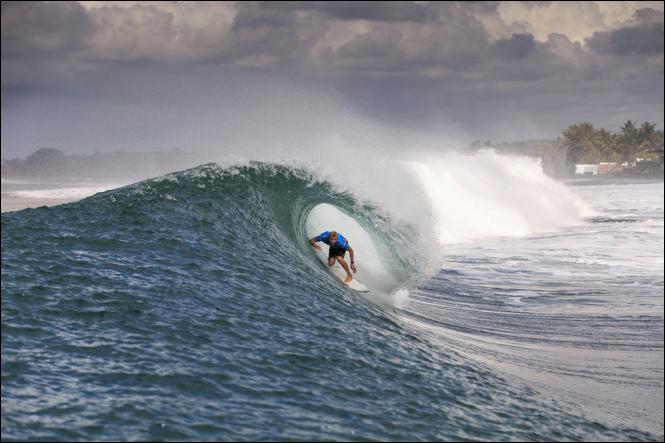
[563,122,601,166]
[619,120,640,162]
[597,128,619,161]
[639,122,657,149]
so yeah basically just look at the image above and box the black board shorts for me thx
[328,246,347,259]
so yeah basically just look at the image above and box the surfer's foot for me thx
[344,275,353,284]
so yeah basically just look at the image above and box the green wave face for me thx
[78,162,419,292]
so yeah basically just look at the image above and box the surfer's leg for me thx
[328,258,335,266]
[335,256,353,283]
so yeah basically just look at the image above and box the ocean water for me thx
[1,160,663,441]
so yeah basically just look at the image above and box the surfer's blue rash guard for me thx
[313,231,349,250]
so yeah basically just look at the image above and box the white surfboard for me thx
[314,245,369,292]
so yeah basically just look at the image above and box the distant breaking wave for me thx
[8,185,121,200]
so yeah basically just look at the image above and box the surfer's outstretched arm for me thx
[309,237,322,251]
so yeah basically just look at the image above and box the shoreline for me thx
[564,175,664,186]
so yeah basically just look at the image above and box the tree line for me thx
[563,120,663,166]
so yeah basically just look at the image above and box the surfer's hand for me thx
[351,262,357,273]
[314,244,322,251]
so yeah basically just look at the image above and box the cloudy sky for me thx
[1,1,663,157]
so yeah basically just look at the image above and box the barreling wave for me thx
[3,154,592,297]
[77,162,420,293]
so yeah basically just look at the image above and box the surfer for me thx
[309,230,356,283]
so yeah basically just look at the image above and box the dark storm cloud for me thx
[3,1,660,78]
[1,1,663,157]
[492,33,536,59]
[632,7,664,26]
[305,1,430,22]
[1,2,95,92]
[322,2,491,76]
[586,8,664,56]
[225,3,325,64]
[1,1,93,57]
[259,1,431,23]
[232,2,299,30]
[586,23,664,56]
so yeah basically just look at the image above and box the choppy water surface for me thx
[2,164,663,441]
